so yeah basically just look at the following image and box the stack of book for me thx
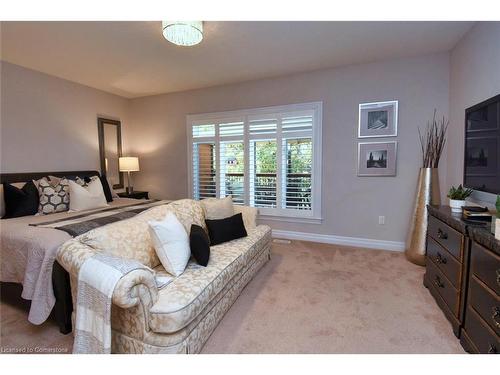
[462,206,492,223]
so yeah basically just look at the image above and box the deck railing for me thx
[224,173,311,208]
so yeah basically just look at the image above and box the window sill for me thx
[257,214,323,225]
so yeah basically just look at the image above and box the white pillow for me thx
[148,212,190,277]
[68,178,108,211]
[201,196,234,220]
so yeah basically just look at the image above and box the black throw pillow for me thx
[2,181,40,219]
[189,224,210,266]
[98,175,114,202]
[205,213,247,246]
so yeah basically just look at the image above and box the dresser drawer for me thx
[464,306,500,354]
[428,216,463,260]
[471,242,500,295]
[426,260,459,317]
[469,275,500,336]
[427,237,461,288]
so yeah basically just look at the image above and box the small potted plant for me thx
[447,185,473,212]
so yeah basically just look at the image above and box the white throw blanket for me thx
[73,253,150,354]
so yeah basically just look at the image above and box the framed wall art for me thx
[358,100,398,138]
[357,141,397,177]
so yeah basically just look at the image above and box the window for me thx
[188,102,322,221]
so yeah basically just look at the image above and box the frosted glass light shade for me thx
[162,21,203,46]
[119,157,140,172]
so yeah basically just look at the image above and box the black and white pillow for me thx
[36,177,70,215]
[75,176,90,187]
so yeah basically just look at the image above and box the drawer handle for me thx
[487,344,497,354]
[437,229,448,240]
[434,275,444,289]
[493,307,500,329]
[435,253,447,265]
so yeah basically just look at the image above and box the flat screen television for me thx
[463,94,500,195]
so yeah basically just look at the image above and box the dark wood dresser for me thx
[461,227,500,353]
[424,206,469,337]
[425,206,499,354]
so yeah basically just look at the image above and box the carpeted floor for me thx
[0,240,465,354]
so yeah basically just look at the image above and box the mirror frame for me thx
[97,117,123,189]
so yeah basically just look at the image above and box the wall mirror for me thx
[98,117,123,189]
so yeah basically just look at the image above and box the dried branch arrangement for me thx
[418,109,448,168]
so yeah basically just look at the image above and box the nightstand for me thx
[117,191,149,200]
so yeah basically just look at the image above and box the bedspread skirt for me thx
[111,243,271,354]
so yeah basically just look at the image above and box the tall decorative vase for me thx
[405,168,441,266]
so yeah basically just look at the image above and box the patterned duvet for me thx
[0,198,161,325]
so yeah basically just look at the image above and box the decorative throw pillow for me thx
[1,182,27,217]
[48,175,63,187]
[201,196,234,220]
[205,212,247,246]
[74,175,112,203]
[148,212,191,277]
[36,177,70,215]
[234,205,258,231]
[2,181,39,219]
[75,176,90,187]
[189,224,210,266]
[68,178,108,211]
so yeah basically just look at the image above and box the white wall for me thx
[448,22,500,204]
[128,53,450,244]
[0,61,130,173]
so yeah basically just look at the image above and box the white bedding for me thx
[0,198,139,325]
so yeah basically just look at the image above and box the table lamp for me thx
[119,157,140,194]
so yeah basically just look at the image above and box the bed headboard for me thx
[0,170,100,184]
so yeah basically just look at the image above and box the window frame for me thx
[187,101,322,222]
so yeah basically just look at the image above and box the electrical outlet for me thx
[378,216,385,225]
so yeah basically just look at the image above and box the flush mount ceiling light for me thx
[162,21,203,46]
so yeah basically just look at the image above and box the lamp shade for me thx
[119,157,140,172]
[162,21,203,46]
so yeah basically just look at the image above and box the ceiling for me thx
[0,21,474,98]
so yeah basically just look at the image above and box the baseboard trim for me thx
[271,229,405,252]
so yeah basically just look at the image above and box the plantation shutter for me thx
[248,117,278,208]
[192,124,216,200]
[219,121,245,204]
[281,115,313,210]
[189,102,321,219]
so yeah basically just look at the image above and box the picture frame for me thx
[358,100,398,138]
[357,141,397,177]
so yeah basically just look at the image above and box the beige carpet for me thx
[0,240,464,354]
[202,240,464,353]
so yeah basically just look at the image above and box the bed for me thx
[0,170,162,333]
